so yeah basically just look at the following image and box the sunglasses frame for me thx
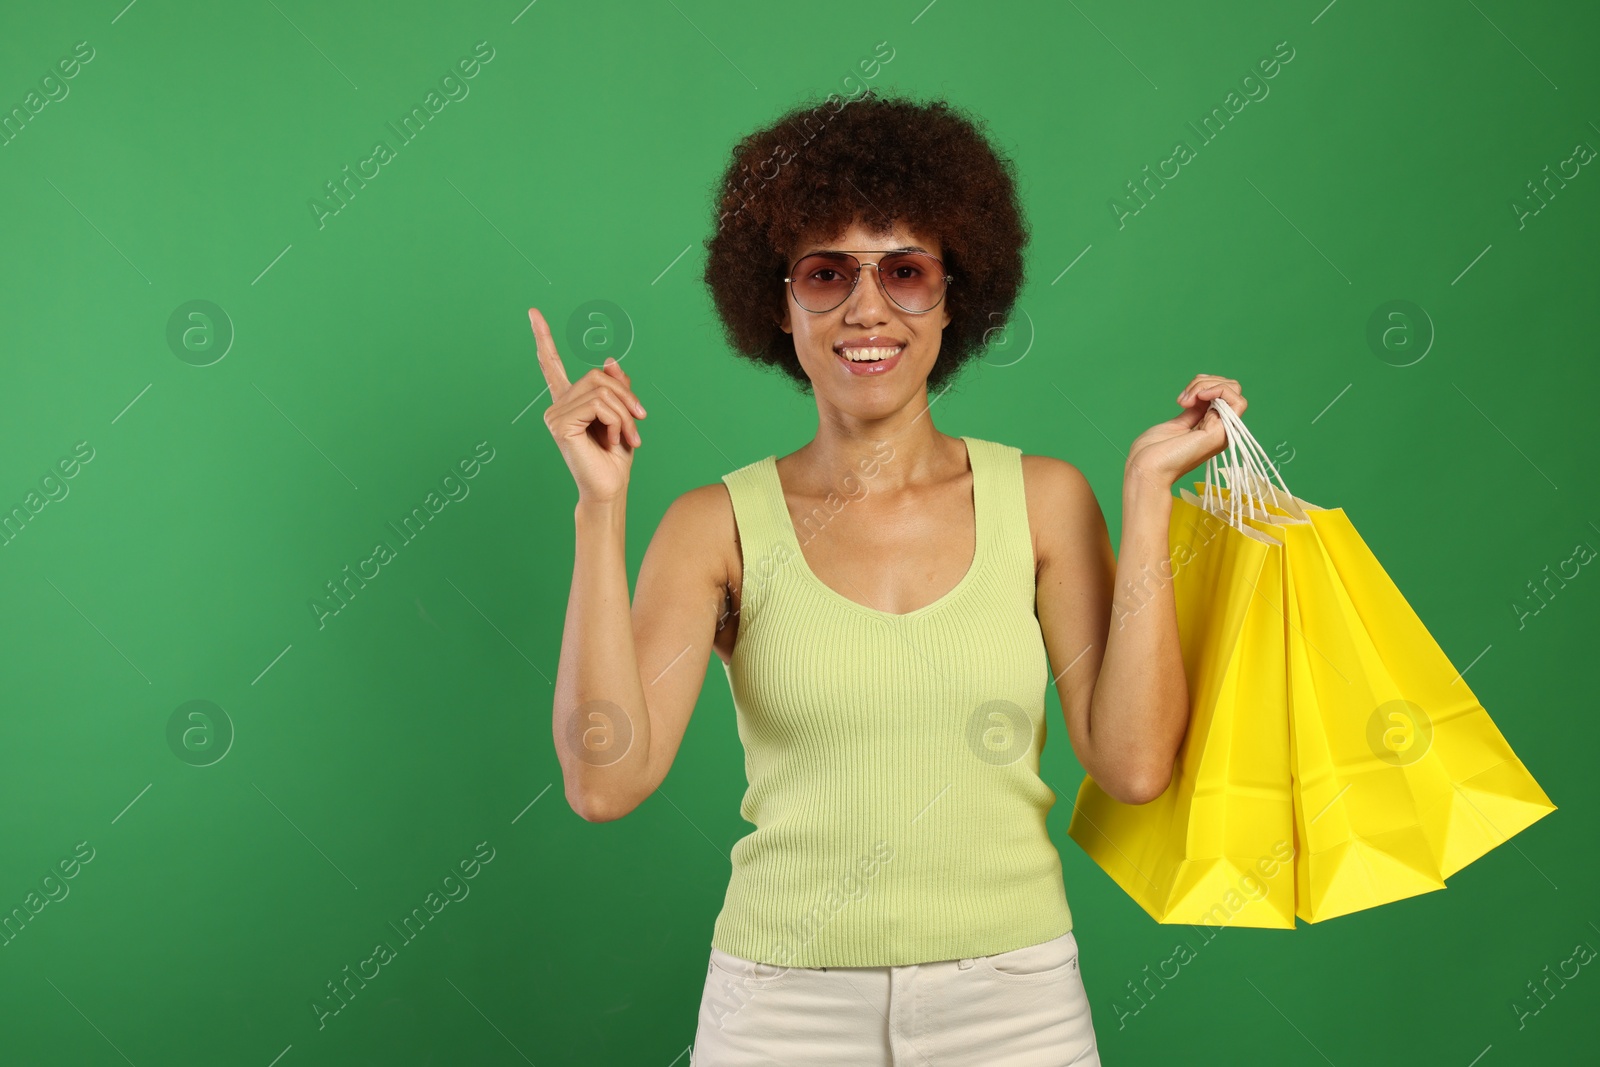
[783,249,954,315]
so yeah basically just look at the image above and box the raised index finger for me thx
[528,308,571,399]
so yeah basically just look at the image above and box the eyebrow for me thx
[799,244,930,257]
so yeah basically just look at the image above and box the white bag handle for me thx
[1200,397,1295,528]
[1201,404,1261,527]
[1216,397,1293,500]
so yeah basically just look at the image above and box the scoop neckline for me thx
[763,435,988,622]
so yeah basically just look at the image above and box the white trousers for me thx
[691,929,1101,1066]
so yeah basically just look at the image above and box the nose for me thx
[843,258,892,322]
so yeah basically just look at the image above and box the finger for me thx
[600,389,642,447]
[530,308,572,401]
[1170,413,1209,442]
[1168,400,1208,430]
[584,392,627,452]
[603,355,633,389]
[601,358,646,417]
[1180,380,1243,411]
[551,381,637,450]
[1186,408,1229,458]
[589,390,639,451]
[1189,382,1246,417]
[585,369,648,420]
[588,391,627,451]
[1188,390,1242,423]
[1177,375,1235,404]
[1177,374,1233,393]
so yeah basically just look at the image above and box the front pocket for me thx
[707,948,794,985]
[975,931,1079,980]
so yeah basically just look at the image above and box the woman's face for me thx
[776,218,953,418]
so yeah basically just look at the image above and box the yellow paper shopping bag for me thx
[1272,515,1455,920]
[1206,401,1555,920]
[1067,491,1296,928]
[1285,505,1554,881]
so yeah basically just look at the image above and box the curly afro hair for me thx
[702,88,1029,397]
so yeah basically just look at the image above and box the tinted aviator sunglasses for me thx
[784,250,953,315]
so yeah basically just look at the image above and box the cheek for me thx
[799,316,836,348]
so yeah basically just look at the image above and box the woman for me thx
[534,90,1247,1065]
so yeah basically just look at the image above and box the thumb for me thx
[1168,398,1208,431]
[1194,404,1229,445]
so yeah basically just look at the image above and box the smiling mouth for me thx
[834,343,906,363]
[832,342,906,378]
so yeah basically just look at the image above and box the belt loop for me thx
[957,956,974,970]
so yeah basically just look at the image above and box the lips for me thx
[833,339,906,377]
[833,337,907,363]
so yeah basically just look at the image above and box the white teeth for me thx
[838,345,903,362]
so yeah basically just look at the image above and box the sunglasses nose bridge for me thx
[841,258,901,318]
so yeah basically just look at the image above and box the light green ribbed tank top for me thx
[713,434,1074,968]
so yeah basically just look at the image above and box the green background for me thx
[2,0,1595,1063]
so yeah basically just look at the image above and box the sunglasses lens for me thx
[879,253,943,313]
[791,253,857,312]
[790,252,946,313]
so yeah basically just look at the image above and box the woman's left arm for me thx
[1033,375,1247,805]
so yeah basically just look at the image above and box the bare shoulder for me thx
[644,480,742,657]
[1019,453,1105,575]
[654,481,739,587]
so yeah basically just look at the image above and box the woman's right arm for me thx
[531,309,730,823]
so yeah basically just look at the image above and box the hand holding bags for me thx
[1067,399,1556,926]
